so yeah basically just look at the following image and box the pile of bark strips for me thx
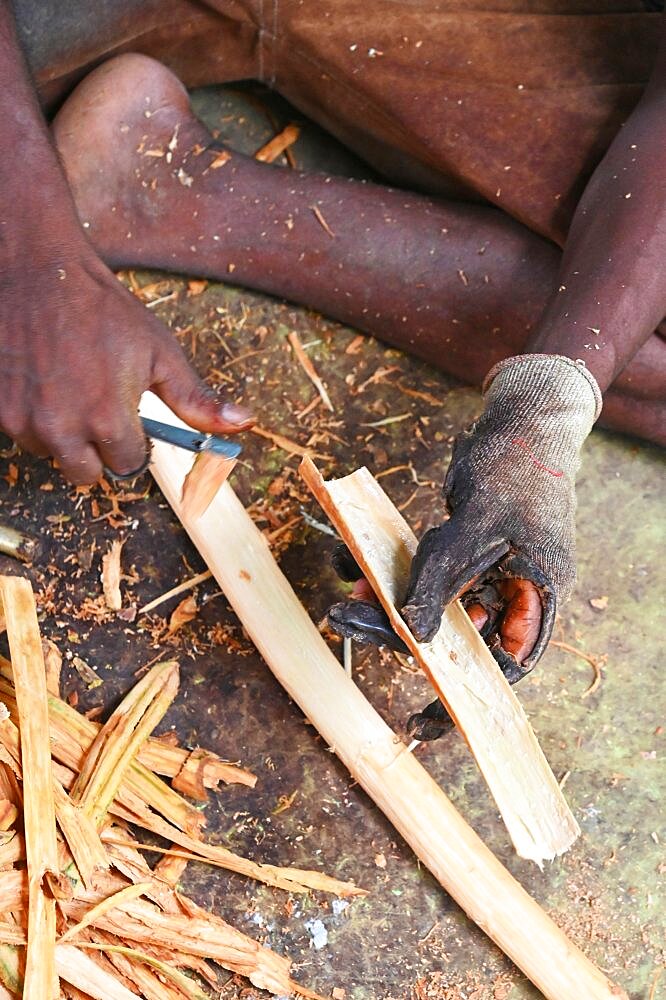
[0,575,362,999]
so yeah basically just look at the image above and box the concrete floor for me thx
[0,85,664,999]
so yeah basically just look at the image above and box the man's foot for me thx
[53,54,666,446]
[53,53,211,266]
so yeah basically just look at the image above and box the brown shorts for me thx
[18,0,662,243]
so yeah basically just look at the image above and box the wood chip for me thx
[311,205,336,238]
[59,882,152,944]
[101,540,125,611]
[42,639,63,698]
[180,452,237,521]
[208,149,231,169]
[345,335,365,355]
[254,124,300,163]
[70,660,180,829]
[167,595,198,636]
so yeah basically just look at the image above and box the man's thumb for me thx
[151,343,254,435]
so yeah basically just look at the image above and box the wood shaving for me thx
[101,539,125,611]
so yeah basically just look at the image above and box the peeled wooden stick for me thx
[140,393,627,1000]
[0,576,59,1000]
[301,460,580,863]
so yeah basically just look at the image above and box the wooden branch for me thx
[140,393,627,1000]
[300,459,580,864]
[0,576,59,1000]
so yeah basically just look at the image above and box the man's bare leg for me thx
[53,55,666,444]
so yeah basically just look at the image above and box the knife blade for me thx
[141,417,242,460]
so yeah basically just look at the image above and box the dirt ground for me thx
[0,84,664,1000]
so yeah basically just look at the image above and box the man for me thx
[1,2,664,715]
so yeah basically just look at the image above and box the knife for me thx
[141,417,242,460]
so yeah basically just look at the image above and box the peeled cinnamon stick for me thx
[139,392,627,1000]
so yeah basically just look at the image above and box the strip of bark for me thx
[300,459,580,864]
[69,660,180,828]
[0,577,59,1000]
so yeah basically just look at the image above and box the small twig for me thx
[288,331,334,412]
[361,413,412,428]
[419,919,440,945]
[397,487,420,512]
[649,966,663,1000]
[144,292,179,309]
[139,570,212,615]
[343,638,353,679]
[376,465,412,479]
[266,515,302,543]
[251,426,331,461]
[299,508,337,538]
[549,640,605,699]
[221,349,265,369]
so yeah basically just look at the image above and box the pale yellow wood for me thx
[55,945,140,1000]
[300,459,580,864]
[0,576,59,1000]
[139,393,626,1000]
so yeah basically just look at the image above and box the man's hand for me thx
[0,1,252,485]
[0,235,252,484]
[328,354,601,737]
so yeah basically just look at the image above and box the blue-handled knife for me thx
[142,415,242,518]
[142,417,242,460]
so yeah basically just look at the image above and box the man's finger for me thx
[95,413,150,480]
[10,431,51,460]
[406,698,453,741]
[328,600,409,653]
[151,338,254,435]
[331,543,363,582]
[402,519,509,642]
[493,550,558,679]
[52,441,104,486]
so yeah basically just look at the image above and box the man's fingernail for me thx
[219,403,254,427]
